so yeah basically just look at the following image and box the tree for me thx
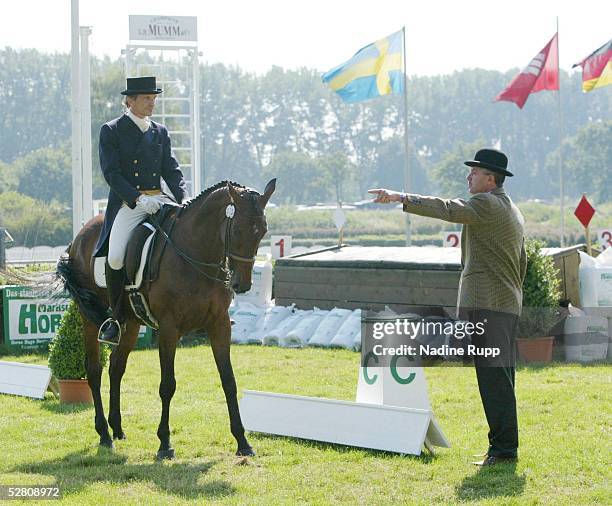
[0,160,18,191]
[319,153,356,203]
[561,120,611,203]
[12,146,71,205]
[0,47,610,208]
[262,151,331,204]
[0,191,71,247]
[429,140,486,197]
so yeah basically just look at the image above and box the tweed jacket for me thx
[402,187,527,315]
[93,114,187,257]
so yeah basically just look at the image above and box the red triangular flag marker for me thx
[574,195,595,228]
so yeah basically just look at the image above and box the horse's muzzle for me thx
[232,282,252,294]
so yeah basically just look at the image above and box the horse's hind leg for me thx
[108,320,139,441]
[208,316,254,456]
[83,317,112,448]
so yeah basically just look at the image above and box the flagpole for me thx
[557,17,565,247]
[401,26,412,246]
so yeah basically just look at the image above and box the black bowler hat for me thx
[464,148,513,177]
[121,76,163,96]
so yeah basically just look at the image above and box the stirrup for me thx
[97,317,123,346]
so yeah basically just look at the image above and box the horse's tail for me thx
[56,251,108,327]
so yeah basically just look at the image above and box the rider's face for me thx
[128,94,157,118]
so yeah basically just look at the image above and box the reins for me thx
[150,196,260,285]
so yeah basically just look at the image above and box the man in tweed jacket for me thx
[369,148,526,466]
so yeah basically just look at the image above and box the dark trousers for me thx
[462,309,519,457]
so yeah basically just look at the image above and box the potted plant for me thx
[48,300,108,403]
[516,239,562,363]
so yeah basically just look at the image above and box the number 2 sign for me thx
[597,229,612,250]
[443,231,462,248]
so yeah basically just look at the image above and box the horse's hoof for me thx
[156,448,175,460]
[236,446,255,457]
[99,438,115,449]
[113,432,127,440]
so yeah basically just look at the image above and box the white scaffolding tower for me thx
[125,16,201,197]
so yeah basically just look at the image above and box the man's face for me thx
[466,166,494,194]
[128,94,157,118]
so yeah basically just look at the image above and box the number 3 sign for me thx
[597,229,612,250]
[443,231,462,248]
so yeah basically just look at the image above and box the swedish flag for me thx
[322,30,404,103]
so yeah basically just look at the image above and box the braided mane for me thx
[182,180,247,209]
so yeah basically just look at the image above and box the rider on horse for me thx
[94,76,187,345]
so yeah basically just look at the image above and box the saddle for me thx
[93,203,182,328]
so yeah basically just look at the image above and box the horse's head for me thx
[225,178,276,293]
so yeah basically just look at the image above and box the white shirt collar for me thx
[126,108,151,133]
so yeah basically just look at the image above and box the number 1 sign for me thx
[271,235,292,259]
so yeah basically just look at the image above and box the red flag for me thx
[574,195,595,228]
[495,33,559,109]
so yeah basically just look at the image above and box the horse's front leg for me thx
[208,315,254,456]
[107,320,139,441]
[156,323,179,460]
[82,318,113,448]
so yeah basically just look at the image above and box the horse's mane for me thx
[182,180,248,209]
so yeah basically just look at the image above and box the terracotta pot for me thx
[516,336,554,363]
[58,379,92,404]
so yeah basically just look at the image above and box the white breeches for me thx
[107,194,175,270]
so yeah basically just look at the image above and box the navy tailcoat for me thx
[93,114,187,257]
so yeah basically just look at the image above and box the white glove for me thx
[136,195,162,214]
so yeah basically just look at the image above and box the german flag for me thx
[573,39,612,92]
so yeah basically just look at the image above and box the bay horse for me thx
[56,179,275,459]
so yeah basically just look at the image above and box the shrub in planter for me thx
[517,239,562,362]
[48,300,108,402]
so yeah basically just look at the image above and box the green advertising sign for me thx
[2,286,152,352]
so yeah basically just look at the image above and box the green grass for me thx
[0,346,610,504]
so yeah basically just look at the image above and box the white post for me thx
[401,26,412,246]
[70,0,82,238]
[80,26,93,225]
[556,18,565,247]
[192,49,202,195]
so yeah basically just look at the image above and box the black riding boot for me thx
[98,264,126,346]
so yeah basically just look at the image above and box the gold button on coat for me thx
[134,172,139,176]
[133,159,138,164]
[136,185,140,189]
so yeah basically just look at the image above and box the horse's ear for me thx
[259,178,276,208]
[227,182,241,204]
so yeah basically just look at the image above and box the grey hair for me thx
[482,169,505,188]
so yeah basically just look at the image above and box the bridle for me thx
[151,198,263,285]
[221,201,262,267]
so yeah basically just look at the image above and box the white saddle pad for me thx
[94,225,157,290]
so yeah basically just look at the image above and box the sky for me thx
[1,1,610,76]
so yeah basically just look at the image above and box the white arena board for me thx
[0,360,52,399]
[240,389,448,455]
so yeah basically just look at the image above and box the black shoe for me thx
[472,455,517,466]
[98,318,122,346]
